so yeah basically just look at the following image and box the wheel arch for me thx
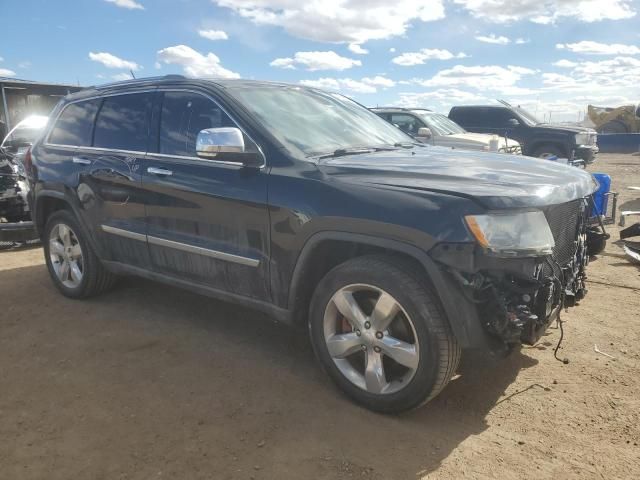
[34,190,104,258]
[287,231,487,349]
[528,140,569,158]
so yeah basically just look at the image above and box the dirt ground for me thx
[1,153,639,480]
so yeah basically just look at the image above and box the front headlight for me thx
[465,211,555,257]
[575,133,591,145]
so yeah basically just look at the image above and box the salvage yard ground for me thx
[1,153,639,480]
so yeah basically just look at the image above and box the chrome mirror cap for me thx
[417,127,432,139]
[196,127,245,158]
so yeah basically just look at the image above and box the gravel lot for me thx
[1,153,639,480]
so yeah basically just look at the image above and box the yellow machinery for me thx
[588,103,640,134]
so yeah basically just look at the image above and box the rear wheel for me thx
[309,255,460,413]
[44,210,116,298]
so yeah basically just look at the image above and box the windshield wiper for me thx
[393,142,416,148]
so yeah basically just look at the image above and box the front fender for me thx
[287,230,492,350]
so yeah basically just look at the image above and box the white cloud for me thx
[18,61,32,69]
[300,77,377,94]
[89,52,140,70]
[348,44,369,55]
[395,88,485,108]
[0,68,16,77]
[553,59,579,68]
[156,45,240,78]
[418,65,535,90]
[361,76,396,88]
[270,51,361,71]
[391,49,467,66]
[515,38,530,44]
[154,61,162,69]
[475,34,510,45]
[545,56,640,91]
[453,0,636,23]
[389,48,396,53]
[557,41,640,55]
[105,0,144,10]
[198,29,229,41]
[269,58,296,69]
[214,0,445,44]
[112,72,133,81]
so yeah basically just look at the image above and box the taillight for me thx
[23,147,33,174]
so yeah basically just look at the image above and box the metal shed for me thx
[0,77,82,139]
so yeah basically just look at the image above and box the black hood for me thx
[531,123,595,135]
[320,146,597,210]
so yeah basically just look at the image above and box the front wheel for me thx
[532,145,565,159]
[309,255,460,413]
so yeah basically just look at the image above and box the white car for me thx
[372,108,521,154]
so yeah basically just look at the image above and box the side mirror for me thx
[507,118,520,127]
[417,127,432,139]
[196,127,263,168]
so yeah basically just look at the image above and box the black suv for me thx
[449,101,599,164]
[28,77,598,413]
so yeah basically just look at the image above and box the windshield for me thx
[417,112,466,135]
[514,106,540,126]
[228,86,413,157]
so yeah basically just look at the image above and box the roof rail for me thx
[370,106,432,112]
[94,74,187,90]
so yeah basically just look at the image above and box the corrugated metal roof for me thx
[0,76,81,88]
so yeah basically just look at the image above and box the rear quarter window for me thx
[48,99,101,146]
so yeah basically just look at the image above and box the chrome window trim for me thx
[144,151,247,167]
[43,86,267,169]
[49,143,148,157]
[101,225,147,242]
[100,224,260,267]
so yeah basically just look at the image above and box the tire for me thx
[532,145,565,159]
[308,255,461,413]
[597,120,628,134]
[43,210,116,299]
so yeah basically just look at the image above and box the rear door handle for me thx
[147,167,173,176]
[73,156,92,165]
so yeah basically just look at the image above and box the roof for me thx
[63,75,339,103]
[370,107,433,112]
[0,76,81,89]
[450,105,506,109]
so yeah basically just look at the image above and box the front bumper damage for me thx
[430,199,590,352]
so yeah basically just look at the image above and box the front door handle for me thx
[73,156,92,165]
[147,167,173,176]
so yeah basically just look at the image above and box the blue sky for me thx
[2,0,639,120]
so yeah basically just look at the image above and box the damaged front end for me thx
[432,198,591,350]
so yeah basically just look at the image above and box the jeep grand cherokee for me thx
[27,76,598,413]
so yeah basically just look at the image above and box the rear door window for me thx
[48,99,101,146]
[158,91,236,157]
[93,93,154,152]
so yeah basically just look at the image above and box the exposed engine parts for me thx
[448,198,593,348]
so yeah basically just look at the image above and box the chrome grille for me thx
[544,200,583,266]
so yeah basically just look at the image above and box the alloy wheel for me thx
[322,284,419,395]
[49,223,84,288]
